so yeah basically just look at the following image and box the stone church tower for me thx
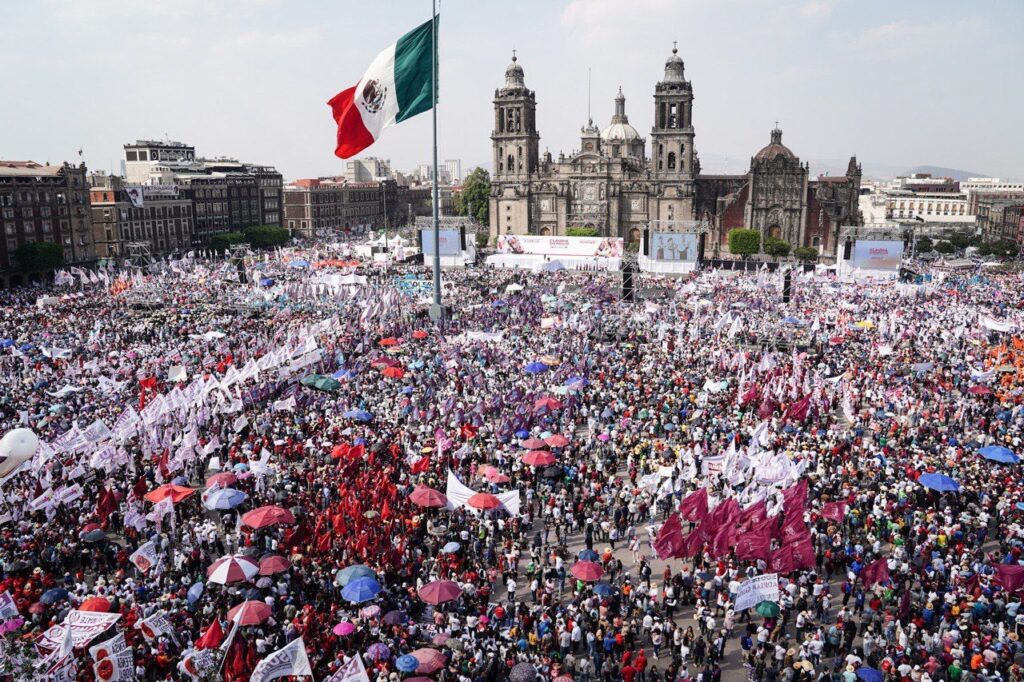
[490,53,540,235]
[650,45,697,227]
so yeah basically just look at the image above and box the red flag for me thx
[738,500,768,531]
[653,513,685,560]
[709,523,735,559]
[679,488,709,523]
[460,424,478,440]
[821,501,847,522]
[995,564,1024,593]
[860,557,890,587]
[316,531,332,553]
[734,529,771,562]
[769,545,794,574]
[330,444,350,460]
[784,395,811,422]
[348,443,365,460]
[791,536,816,570]
[681,524,708,558]
[410,455,431,474]
[95,487,118,520]
[782,479,808,517]
[780,515,810,543]
[194,618,224,650]
[708,498,740,529]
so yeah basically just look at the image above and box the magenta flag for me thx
[860,557,890,586]
[995,564,1024,593]
[739,500,768,531]
[710,523,735,559]
[735,529,771,561]
[769,545,794,574]
[791,537,816,571]
[708,498,740,529]
[653,513,686,560]
[679,488,709,523]
[780,515,810,543]
[782,479,808,517]
[821,501,847,522]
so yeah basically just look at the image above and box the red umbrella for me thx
[571,561,604,582]
[382,366,406,379]
[79,596,111,612]
[534,397,563,412]
[829,336,845,345]
[520,437,548,450]
[206,472,238,488]
[412,330,429,339]
[418,580,462,604]
[544,434,570,448]
[241,505,296,529]
[258,555,291,576]
[522,450,556,466]
[484,469,511,484]
[379,337,400,347]
[968,385,993,395]
[227,600,272,625]
[467,492,502,510]
[370,357,401,368]
[411,648,448,674]
[80,522,102,535]
[409,485,448,508]
[207,555,260,584]
[144,484,195,504]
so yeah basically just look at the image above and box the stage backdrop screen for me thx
[650,232,698,262]
[420,229,462,256]
[853,240,903,271]
[495,235,623,258]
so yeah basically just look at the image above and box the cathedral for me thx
[488,47,863,256]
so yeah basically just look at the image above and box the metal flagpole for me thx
[428,0,445,322]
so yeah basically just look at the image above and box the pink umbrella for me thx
[332,621,355,636]
[522,450,556,466]
[227,600,271,625]
[484,470,511,484]
[359,604,381,618]
[597,433,610,442]
[520,437,548,450]
[409,485,448,508]
[411,648,447,674]
[571,561,604,582]
[241,505,296,529]
[534,397,563,412]
[206,472,238,488]
[968,385,993,395]
[431,633,451,645]
[419,579,462,604]
[206,555,260,585]
[544,434,570,448]
[258,555,291,576]
[467,492,502,510]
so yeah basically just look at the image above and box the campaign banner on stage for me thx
[419,228,462,256]
[734,573,780,611]
[650,232,698,262]
[853,240,902,271]
[496,235,623,258]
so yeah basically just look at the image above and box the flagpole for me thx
[428,0,445,323]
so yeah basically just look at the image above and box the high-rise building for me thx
[123,140,196,184]
[444,159,462,185]
[345,157,392,182]
[0,160,95,286]
[88,174,194,258]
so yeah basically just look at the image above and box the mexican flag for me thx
[328,17,437,159]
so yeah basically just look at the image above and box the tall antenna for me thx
[587,67,592,123]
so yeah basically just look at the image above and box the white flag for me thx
[129,541,160,574]
[250,637,313,682]
[326,653,371,682]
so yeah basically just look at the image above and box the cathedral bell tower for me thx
[491,52,540,180]
[651,44,695,181]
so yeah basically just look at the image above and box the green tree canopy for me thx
[793,246,819,262]
[915,236,933,253]
[14,241,63,271]
[244,225,290,249]
[208,232,245,252]
[934,240,954,254]
[453,167,490,225]
[763,237,792,259]
[728,228,761,259]
[566,227,599,237]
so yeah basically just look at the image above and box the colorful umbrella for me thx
[409,485,448,508]
[411,648,447,674]
[332,621,355,636]
[396,655,419,673]
[342,409,374,421]
[570,561,603,582]
[918,473,961,493]
[378,337,400,347]
[299,374,341,392]
[755,601,780,618]
[467,492,502,510]
[534,396,563,412]
[336,564,376,587]
[341,576,381,603]
[381,366,405,379]
[241,505,295,529]
[258,555,291,576]
[79,597,111,612]
[203,488,247,510]
[205,472,238,488]
[524,362,548,374]
[544,434,570,448]
[383,609,408,625]
[412,330,429,339]
[207,555,260,585]
[227,600,271,625]
[418,579,461,604]
[523,450,556,466]
[578,549,600,562]
[520,437,548,450]
[40,588,69,605]
[365,643,391,661]
[144,484,195,504]
[979,445,1019,464]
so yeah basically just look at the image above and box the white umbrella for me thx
[206,555,259,585]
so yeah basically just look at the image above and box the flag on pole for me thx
[328,17,438,159]
[249,636,313,682]
[325,652,371,682]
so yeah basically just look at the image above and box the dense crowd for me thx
[1,249,1024,682]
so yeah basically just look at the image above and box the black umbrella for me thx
[82,529,107,543]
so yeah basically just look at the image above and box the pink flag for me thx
[995,564,1024,593]
[709,523,735,559]
[821,501,847,522]
[780,515,810,543]
[860,557,890,586]
[734,529,771,562]
[653,513,686,560]
[782,479,808,516]
[791,536,816,571]
[769,545,794,574]
[679,488,709,524]
[739,500,768,531]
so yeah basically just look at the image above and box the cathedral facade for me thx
[488,48,862,257]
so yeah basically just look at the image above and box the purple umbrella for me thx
[383,609,408,625]
[365,643,391,661]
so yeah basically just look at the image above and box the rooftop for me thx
[0,160,68,177]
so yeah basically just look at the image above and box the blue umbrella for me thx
[0,339,12,348]
[578,549,600,562]
[401,386,414,394]
[187,582,205,604]
[288,259,310,268]
[204,488,247,510]
[1016,502,1024,511]
[232,462,249,472]
[592,583,615,597]
[341,576,381,603]
[491,300,507,308]
[172,476,188,485]
[782,316,801,325]
[565,376,588,387]
[979,445,1019,464]
[918,472,961,493]
[396,655,419,673]
[333,369,357,380]
[259,278,275,287]
[19,344,33,352]
[40,588,69,605]
[441,542,461,554]
[514,429,530,439]
[343,409,373,421]
[524,362,548,374]
[336,564,376,587]
[855,667,883,682]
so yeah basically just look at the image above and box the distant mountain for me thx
[907,166,988,182]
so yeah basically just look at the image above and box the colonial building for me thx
[88,175,195,258]
[488,48,862,256]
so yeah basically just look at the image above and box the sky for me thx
[1,0,1021,181]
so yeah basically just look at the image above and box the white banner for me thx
[496,234,624,258]
[445,469,521,516]
[129,541,160,573]
[250,637,313,682]
[734,573,780,611]
[325,653,371,682]
[36,611,122,653]
[0,590,19,619]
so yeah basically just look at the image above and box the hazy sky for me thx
[1,0,1021,180]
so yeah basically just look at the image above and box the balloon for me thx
[0,428,39,479]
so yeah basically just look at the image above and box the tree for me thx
[728,228,761,259]
[208,232,245,252]
[14,241,63,271]
[934,240,954,254]
[992,240,1019,258]
[475,231,490,248]
[793,246,818,262]
[567,227,599,237]
[453,167,490,225]
[763,237,791,259]
[948,232,978,250]
[915,236,933,253]
[244,225,290,249]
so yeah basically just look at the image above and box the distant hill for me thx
[907,165,988,181]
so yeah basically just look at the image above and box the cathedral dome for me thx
[754,127,796,161]
[600,87,643,143]
[504,52,525,89]
[662,45,685,84]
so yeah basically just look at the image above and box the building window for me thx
[667,152,676,170]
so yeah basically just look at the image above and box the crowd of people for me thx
[1,246,1023,682]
